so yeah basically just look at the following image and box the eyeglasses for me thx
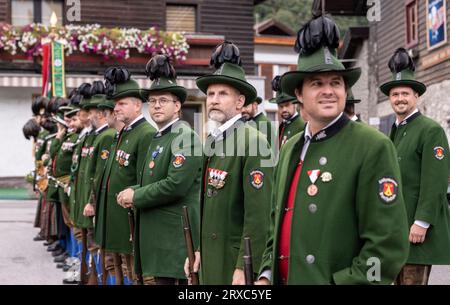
[147,98,177,107]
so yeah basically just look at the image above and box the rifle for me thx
[80,228,88,285]
[87,179,99,285]
[243,237,254,285]
[127,207,143,284]
[32,169,37,192]
[182,206,199,285]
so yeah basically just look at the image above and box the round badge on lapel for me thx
[307,184,318,196]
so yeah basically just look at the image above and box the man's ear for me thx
[236,95,245,109]
[294,88,302,102]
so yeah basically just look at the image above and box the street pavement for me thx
[0,199,449,285]
[0,200,64,285]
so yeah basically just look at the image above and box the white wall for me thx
[0,87,39,177]
[254,44,298,65]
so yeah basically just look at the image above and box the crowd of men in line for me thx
[22,12,450,285]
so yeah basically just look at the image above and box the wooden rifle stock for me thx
[80,228,88,285]
[243,237,254,285]
[127,207,143,284]
[182,206,199,285]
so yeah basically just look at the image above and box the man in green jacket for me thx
[270,76,306,149]
[94,67,156,285]
[344,88,361,122]
[242,96,275,147]
[117,55,202,285]
[380,48,450,285]
[256,14,409,285]
[185,42,274,285]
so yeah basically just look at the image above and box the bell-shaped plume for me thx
[271,75,282,92]
[145,54,177,81]
[23,118,41,140]
[388,48,415,73]
[31,96,49,116]
[294,10,340,55]
[210,41,242,69]
[70,94,83,108]
[104,67,131,85]
[77,83,93,98]
[90,81,105,96]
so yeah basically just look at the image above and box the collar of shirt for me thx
[124,114,144,131]
[95,123,109,134]
[158,118,179,133]
[252,111,263,120]
[79,126,92,138]
[218,114,242,134]
[395,108,419,127]
[350,115,359,121]
[283,112,299,124]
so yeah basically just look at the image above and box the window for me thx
[379,114,396,135]
[41,0,63,26]
[405,0,418,48]
[11,0,63,26]
[11,0,34,26]
[166,5,196,32]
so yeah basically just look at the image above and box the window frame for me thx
[165,0,200,33]
[405,0,419,48]
[10,0,65,26]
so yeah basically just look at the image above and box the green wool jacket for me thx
[201,119,274,284]
[131,120,202,279]
[74,125,116,229]
[44,133,59,202]
[73,131,97,228]
[89,126,117,203]
[47,132,79,205]
[35,129,50,161]
[260,115,410,285]
[51,132,79,178]
[390,111,450,265]
[249,113,276,147]
[69,130,90,224]
[94,117,155,254]
[278,114,305,148]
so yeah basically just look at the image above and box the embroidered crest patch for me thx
[100,150,109,160]
[250,170,264,189]
[434,146,445,160]
[173,154,185,168]
[378,177,398,204]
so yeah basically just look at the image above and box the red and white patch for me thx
[173,154,185,168]
[434,146,445,160]
[378,177,398,204]
[250,170,264,189]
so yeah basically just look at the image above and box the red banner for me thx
[41,44,51,96]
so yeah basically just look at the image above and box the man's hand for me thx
[41,154,49,162]
[231,268,245,285]
[184,251,201,285]
[409,224,428,244]
[56,123,66,139]
[83,203,95,217]
[254,278,270,285]
[116,188,134,208]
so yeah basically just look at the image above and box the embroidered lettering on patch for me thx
[378,177,398,204]
[100,150,109,160]
[250,170,264,189]
[434,146,445,160]
[173,154,185,168]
